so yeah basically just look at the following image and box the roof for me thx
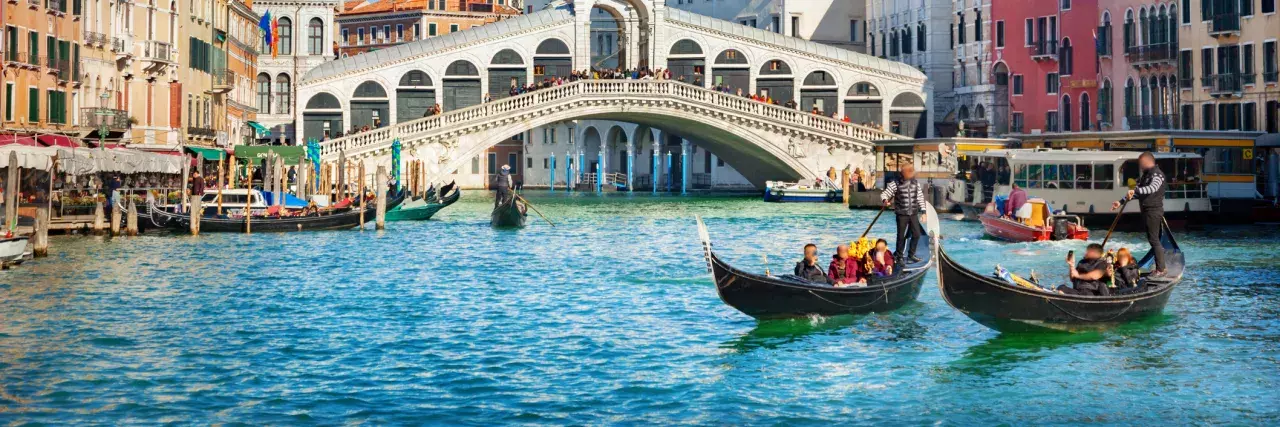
[304,7,573,83]
[973,148,1201,162]
[663,8,927,83]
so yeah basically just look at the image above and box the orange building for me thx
[335,0,519,58]
[2,0,84,143]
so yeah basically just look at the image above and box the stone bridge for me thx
[298,0,932,185]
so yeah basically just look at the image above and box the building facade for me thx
[996,0,1100,135]
[868,0,955,133]
[2,0,84,142]
[225,0,263,147]
[336,0,520,58]
[669,0,866,53]
[952,0,1001,136]
[1176,0,1279,133]
[252,0,340,145]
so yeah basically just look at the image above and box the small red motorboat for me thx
[980,198,1089,242]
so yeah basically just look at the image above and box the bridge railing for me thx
[318,80,904,159]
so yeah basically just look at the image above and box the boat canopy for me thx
[234,145,307,163]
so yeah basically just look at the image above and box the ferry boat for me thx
[953,149,1211,227]
[763,180,842,203]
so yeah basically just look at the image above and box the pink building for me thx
[1097,1,1182,131]
[995,0,1101,134]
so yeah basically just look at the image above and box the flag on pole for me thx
[271,18,280,58]
[259,11,272,50]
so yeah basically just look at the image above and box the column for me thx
[651,139,659,195]
[578,150,586,191]
[680,139,690,195]
[665,151,672,192]
[626,141,635,192]
[596,144,605,193]
[709,153,718,189]
[550,153,556,191]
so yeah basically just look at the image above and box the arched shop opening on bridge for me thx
[889,92,928,138]
[711,49,748,94]
[534,39,572,80]
[845,82,883,127]
[351,81,389,130]
[397,70,436,121]
[589,4,625,69]
[800,71,838,116]
[668,39,705,84]
[756,59,794,103]
[489,49,527,100]
[443,60,482,111]
[302,92,342,142]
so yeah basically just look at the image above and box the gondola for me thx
[148,190,405,233]
[696,203,940,320]
[490,193,527,228]
[937,220,1184,332]
[385,181,460,221]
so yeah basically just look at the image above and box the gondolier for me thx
[1111,152,1167,277]
[494,164,513,207]
[880,164,928,263]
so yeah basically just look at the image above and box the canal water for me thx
[1,193,1277,424]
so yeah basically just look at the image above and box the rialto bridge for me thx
[297,0,933,187]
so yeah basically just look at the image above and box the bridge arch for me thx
[756,59,795,103]
[668,39,707,85]
[845,82,884,127]
[351,81,390,130]
[800,70,839,116]
[443,60,482,111]
[302,92,342,142]
[489,49,528,100]
[889,91,928,138]
[534,38,572,80]
[397,70,436,122]
[580,0,653,68]
[605,125,630,175]
[711,48,750,94]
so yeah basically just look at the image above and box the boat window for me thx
[1013,163,1028,188]
[996,158,1010,185]
[1076,164,1093,189]
[1093,164,1115,189]
[1027,164,1043,188]
[204,194,248,204]
[1043,164,1059,189]
[1059,164,1075,189]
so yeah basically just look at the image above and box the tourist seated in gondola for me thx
[1057,243,1112,296]
[794,243,830,284]
[828,245,867,287]
[867,239,895,277]
[1112,247,1142,293]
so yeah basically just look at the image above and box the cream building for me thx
[251,0,342,145]
[867,0,956,132]
[1177,0,1279,133]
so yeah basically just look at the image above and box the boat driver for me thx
[1057,243,1112,296]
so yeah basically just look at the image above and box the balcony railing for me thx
[84,31,107,46]
[1265,71,1279,83]
[1031,40,1058,60]
[1125,43,1176,65]
[210,69,235,93]
[111,37,131,55]
[80,108,131,130]
[1204,73,1244,94]
[1180,77,1194,89]
[142,40,173,63]
[187,127,216,138]
[1210,12,1241,35]
[1126,114,1178,130]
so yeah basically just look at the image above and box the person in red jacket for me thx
[828,245,866,286]
[867,238,895,277]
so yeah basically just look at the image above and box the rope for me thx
[1047,299,1136,322]
[806,286,890,309]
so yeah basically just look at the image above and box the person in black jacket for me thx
[880,164,928,263]
[1112,152,1167,277]
[794,243,830,284]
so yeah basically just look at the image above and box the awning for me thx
[234,145,306,164]
[0,145,186,174]
[37,135,80,148]
[247,121,269,136]
[185,145,227,161]
[0,135,37,146]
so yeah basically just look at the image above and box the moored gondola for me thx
[149,191,405,232]
[490,194,527,228]
[936,221,1184,332]
[696,204,940,320]
[385,181,460,222]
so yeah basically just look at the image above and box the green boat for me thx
[384,182,461,221]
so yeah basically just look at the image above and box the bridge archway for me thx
[605,125,629,175]
[845,82,883,126]
[580,0,652,69]
[756,59,794,103]
[801,70,839,116]
[443,60,481,111]
[712,49,749,94]
[396,70,435,122]
[889,92,927,138]
[582,126,604,173]
[489,49,527,100]
[668,39,706,85]
[302,92,342,141]
[351,81,389,130]
[534,38,572,80]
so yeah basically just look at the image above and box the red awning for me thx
[0,135,38,146]
[37,134,80,148]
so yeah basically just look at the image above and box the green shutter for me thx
[73,0,80,15]
[29,31,38,64]
[28,88,38,122]
[3,84,11,121]
[46,36,55,67]
[72,44,80,81]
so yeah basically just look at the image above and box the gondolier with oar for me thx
[494,164,513,207]
[1111,151,1167,277]
[880,164,928,263]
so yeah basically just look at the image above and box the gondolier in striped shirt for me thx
[880,164,928,263]
[1112,152,1167,277]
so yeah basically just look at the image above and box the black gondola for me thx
[490,194,527,228]
[148,191,405,233]
[695,210,938,320]
[937,221,1185,332]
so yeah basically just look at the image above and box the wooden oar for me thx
[1101,199,1129,248]
[860,200,889,239]
[514,193,554,227]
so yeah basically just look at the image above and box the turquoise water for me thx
[1,193,1278,424]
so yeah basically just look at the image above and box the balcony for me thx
[187,127,216,138]
[1204,73,1244,96]
[141,40,173,69]
[1031,40,1058,61]
[26,0,36,8]
[1265,71,1279,84]
[1126,114,1178,130]
[84,31,107,47]
[46,0,61,14]
[1209,12,1240,37]
[80,108,131,131]
[1126,43,1176,68]
[112,36,133,61]
[210,69,235,94]
[45,58,72,82]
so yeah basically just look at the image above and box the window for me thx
[772,16,781,33]
[341,28,348,45]
[396,24,404,41]
[1219,103,1242,130]
[1179,50,1193,88]
[974,11,982,42]
[1046,73,1059,94]
[918,23,926,51]
[1202,47,1213,81]
[1046,111,1059,132]
[256,74,271,113]
[1244,102,1257,131]
[27,87,38,122]
[1059,38,1073,75]
[1264,0,1276,14]
[309,18,324,55]
[1244,43,1255,82]
[471,156,479,174]
[1081,93,1091,130]
[46,90,65,124]
[1266,41,1278,82]
[1011,112,1024,132]
[1202,104,1215,130]
[1024,18,1033,46]
[278,17,292,55]
[1183,0,1191,23]
[449,24,459,33]
[370,26,378,41]
[4,26,15,62]
[996,21,1005,47]
[1243,0,1254,16]
[383,25,391,40]
[791,16,799,37]
[850,20,858,42]
[413,23,421,39]
[1182,104,1195,129]
[357,27,365,44]
[3,83,11,121]
[1061,0,1071,9]
[28,31,39,65]
[957,13,966,44]
[276,74,290,115]
[429,23,437,36]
